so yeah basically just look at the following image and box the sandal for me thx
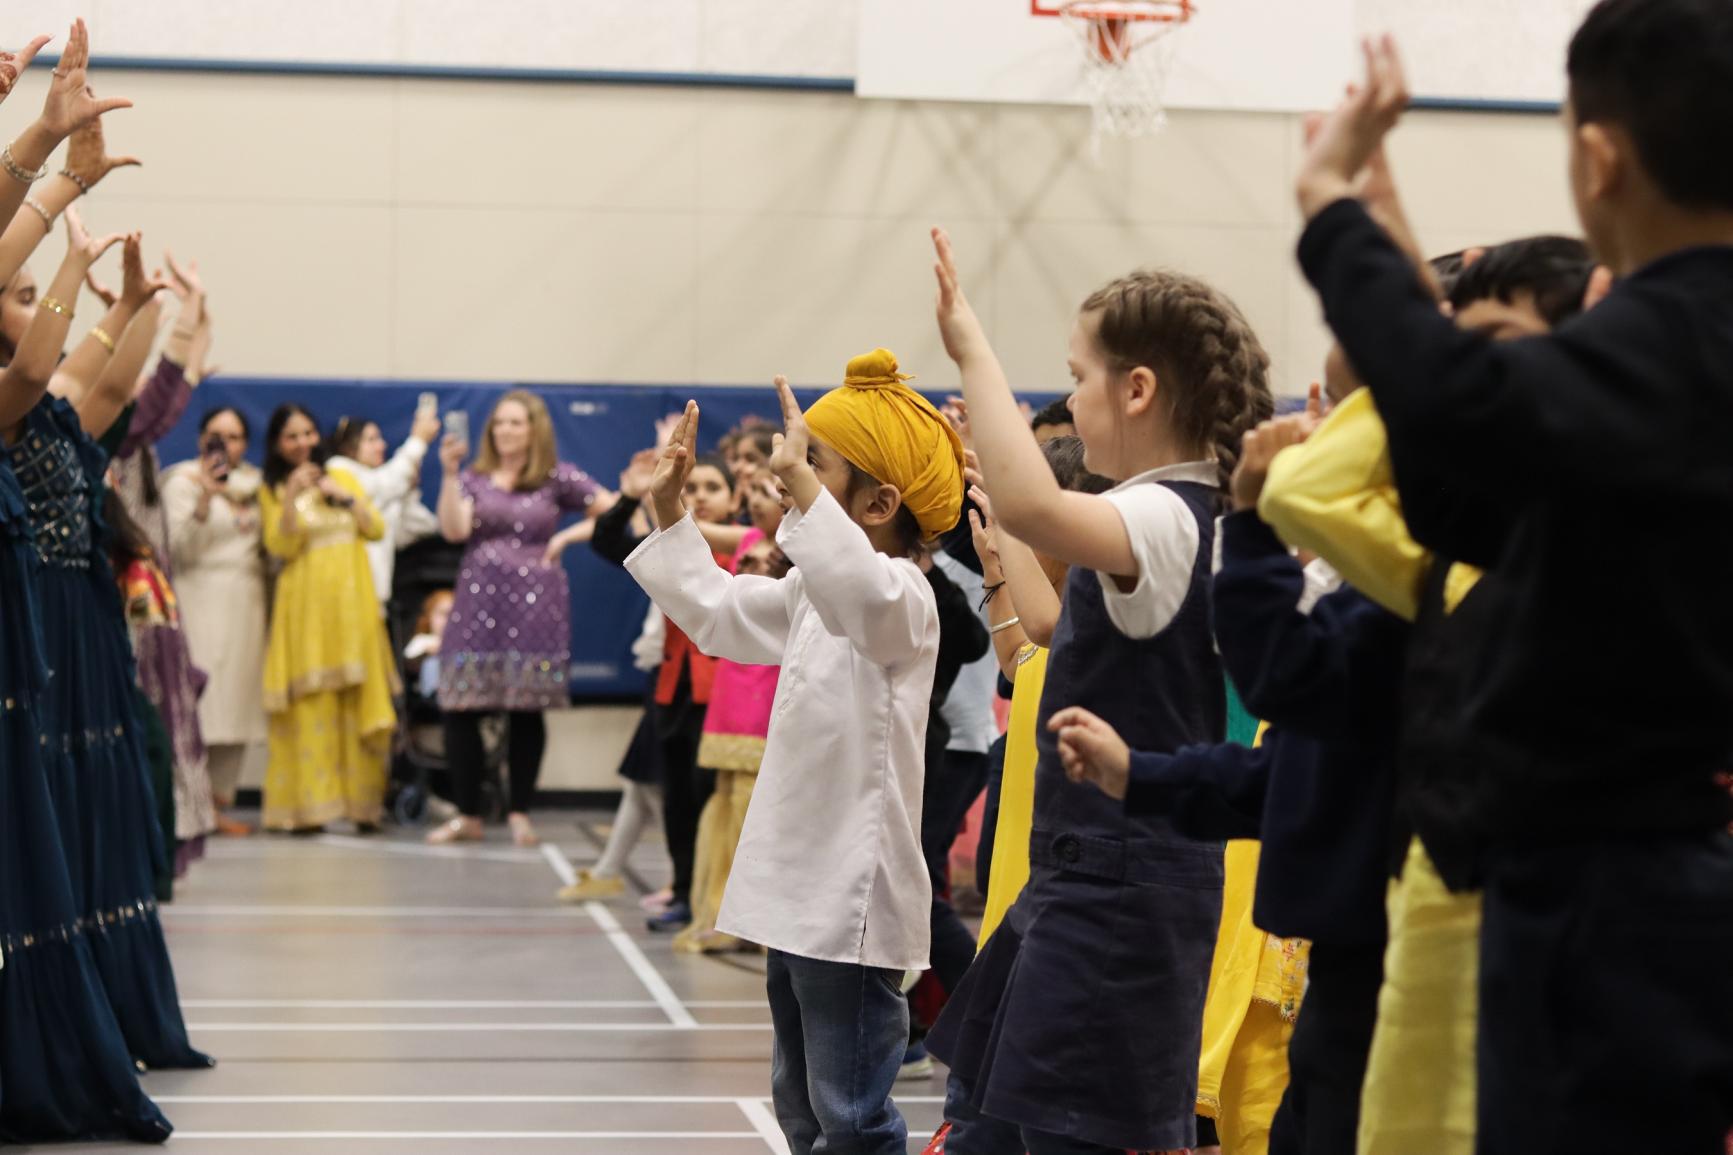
[425,816,483,845]
[507,813,539,848]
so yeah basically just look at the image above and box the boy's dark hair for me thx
[1430,251,1469,298]
[1449,236,1596,327]
[846,463,925,555]
[733,421,778,460]
[1031,397,1075,432]
[1080,270,1274,496]
[692,452,736,493]
[1569,0,1733,210]
[1041,435,1115,495]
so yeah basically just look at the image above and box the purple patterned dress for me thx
[438,464,600,711]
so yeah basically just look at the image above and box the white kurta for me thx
[328,436,429,605]
[626,488,938,971]
[162,461,270,747]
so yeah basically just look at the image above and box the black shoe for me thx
[646,901,692,932]
[355,822,382,836]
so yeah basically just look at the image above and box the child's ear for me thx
[1124,366,1157,417]
[1577,121,1624,206]
[856,482,905,529]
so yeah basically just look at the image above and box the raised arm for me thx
[0,21,134,289]
[930,228,1139,579]
[0,206,122,429]
[55,233,169,436]
[98,295,163,449]
[436,433,474,543]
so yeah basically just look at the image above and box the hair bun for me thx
[843,348,914,389]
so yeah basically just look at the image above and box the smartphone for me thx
[444,409,469,449]
[201,431,231,483]
[418,391,439,419]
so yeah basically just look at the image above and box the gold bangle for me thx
[38,296,72,319]
[21,196,53,228]
[89,326,116,353]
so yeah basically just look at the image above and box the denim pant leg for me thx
[776,951,910,1155]
[767,951,823,1155]
[940,1070,1025,1155]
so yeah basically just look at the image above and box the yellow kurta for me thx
[1257,390,1483,1155]
[259,467,398,831]
[977,643,1047,947]
[1196,725,1310,1155]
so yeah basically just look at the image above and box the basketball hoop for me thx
[1058,0,1194,152]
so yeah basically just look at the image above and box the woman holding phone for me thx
[256,402,398,833]
[324,395,443,613]
[430,390,605,847]
[164,407,268,835]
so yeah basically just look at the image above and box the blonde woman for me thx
[258,402,397,833]
[429,391,603,846]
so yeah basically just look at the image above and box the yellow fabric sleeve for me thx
[327,466,385,543]
[258,483,305,561]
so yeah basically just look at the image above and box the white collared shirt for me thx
[1098,460,1220,640]
[625,487,939,970]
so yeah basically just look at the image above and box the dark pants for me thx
[1020,1129,1121,1154]
[922,749,990,995]
[656,703,709,908]
[975,735,1009,897]
[445,710,546,816]
[766,950,909,1155]
[1268,941,1384,1155]
[1477,830,1733,1155]
[939,1071,1023,1155]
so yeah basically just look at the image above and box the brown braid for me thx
[1079,270,1273,500]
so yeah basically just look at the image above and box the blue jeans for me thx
[766,950,909,1155]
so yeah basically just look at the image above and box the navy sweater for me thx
[1124,512,1405,946]
[1300,198,1733,841]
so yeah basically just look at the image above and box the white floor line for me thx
[155,1095,946,1105]
[582,900,700,1029]
[540,842,579,887]
[183,1021,770,1032]
[178,998,766,1010]
[736,1098,793,1155]
[171,1131,760,1141]
[165,904,583,919]
[316,833,562,866]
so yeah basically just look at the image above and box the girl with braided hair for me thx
[922,229,1272,1155]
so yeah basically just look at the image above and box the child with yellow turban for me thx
[624,352,964,1155]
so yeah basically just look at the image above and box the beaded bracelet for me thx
[0,144,47,185]
[20,196,53,228]
[59,168,90,195]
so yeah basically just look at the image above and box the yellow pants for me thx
[677,768,756,945]
[1212,999,1295,1154]
[263,687,388,831]
[1357,839,1481,1155]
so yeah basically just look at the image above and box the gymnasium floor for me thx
[36,813,946,1154]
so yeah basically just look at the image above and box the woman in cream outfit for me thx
[163,406,269,833]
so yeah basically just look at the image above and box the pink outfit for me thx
[695,530,780,773]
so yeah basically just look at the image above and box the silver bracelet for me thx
[21,196,53,228]
[0,144,47,185]
[59,168,90,194]
[990,616,1023,635]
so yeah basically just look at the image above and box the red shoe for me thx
[919,1123,950,1155]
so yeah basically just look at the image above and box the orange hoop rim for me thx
[1057,0,1195,24]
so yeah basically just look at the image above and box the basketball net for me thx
[1058,1,1191,157]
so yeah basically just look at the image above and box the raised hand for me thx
[438,433,466,474]
[650,400,699,527]
[1048,707,1132,799]
[942,394,974,451]
[931,228,991,368]
[63,109,141,192]
[968,503,1001,580]
[164,249,205,299]
[746,476,784,536]
[64,204,124,270]
[83,267,117,306]
[117,233,172,309]
[619,447,660,500]
[38,20,132,141]
[768,376,809,478]
[1230,413,1320,513]
[410,406,441,447]
[0,35,51,106]
[1296,35,1409,220]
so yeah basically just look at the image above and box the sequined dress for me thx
[438,465,599,711]
[5,397,208,1082]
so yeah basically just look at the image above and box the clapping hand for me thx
[1296,35,1410,220]
[1048,707,1132,800]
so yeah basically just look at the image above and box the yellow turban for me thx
[804,348,966,540]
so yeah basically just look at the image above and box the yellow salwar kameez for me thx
[1259,388,1483,1155]
[259,467,398,831]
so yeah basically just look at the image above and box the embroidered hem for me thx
[696,732,767,773]
[263,662,368,711]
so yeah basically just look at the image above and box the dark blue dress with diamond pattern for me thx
[0,402,172,1142]
[6,396,210,1075]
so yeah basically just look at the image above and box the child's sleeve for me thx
[626,513,790,667]
[1123,739,1271,841]
[775,487,934,668]
[1257,390,1428,622]
[1096,484,1201,640]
